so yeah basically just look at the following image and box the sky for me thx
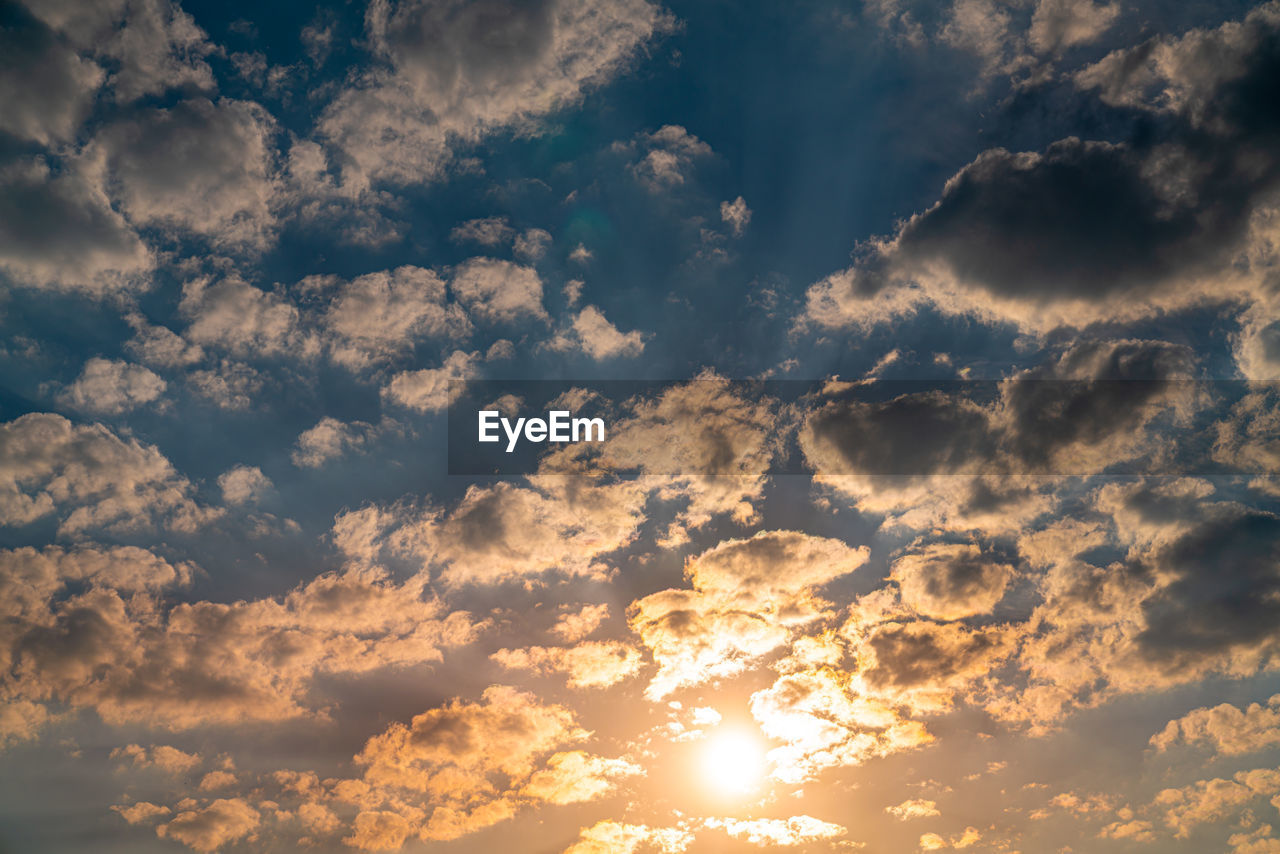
[2,0,1280,852]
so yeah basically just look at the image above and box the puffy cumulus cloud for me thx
[542,374,782,536]
[111,743,202,774]
[0,551,479,737]
[57,357,166,415]
[1028,0,1119,56]
[216,465,271,505]
[562,820,693,854]
[887,798,942,820]
[340,477,647,586]
[0,157,153,294]
[180,275,305,359]
[351,685,631,842]
[802,4,1280,340]
[548,305,647,360]
[623,125,712,192]
[514,227,553,260]
[292,417,380,468]
[450,257,547,324]
[0,8,104,145]
[891,544,1014,620]
[843,617,1017,714]
[750,664,934,784]
[112,801,171,825]
[23,0,216,103]
[702,815,848,847]
[1231,826,1280,854]
[551,603,611,642]
[630,531,869,699]
[156,798,260,853]
[978,480,1280,731]
[450,216,516,247]
[490,640,643,688]
[91,98,280,247]
[1153,767,1280,838]
[186,360,264,411]
[304,266,470,370]
[0,413,219,535]
[520,750,641,803]
[317,0,671,194]
[383,349,479,413]
[344,810,413,851]
[915,826,981,850]
[720,195,751,237]
[1152,694,1280,757]
[124,315,204,368]
[802,340,1199,531]
[1213,389,1280,474]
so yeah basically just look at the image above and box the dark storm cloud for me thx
[804,2,1280,331]
[1137,510,1280,668]
[802,339,1200,476]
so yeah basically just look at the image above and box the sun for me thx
[699,727,767,797]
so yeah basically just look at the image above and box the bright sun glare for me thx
[700,728,767,797]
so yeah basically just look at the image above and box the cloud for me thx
[630,530,869,699]
[1029,0,1119,55]
[292,417,380,468]
[702,815,848,847]
[887,799,942,820]
[156,798,260,852]
[890,543,1015,620]
[316,0,671,194]
[802,4,1280,340]
[562,820,692,854]
[382,349,480,413]
[450,257,547,323]
[0,7,104,145]
[124,315,204,368]
[217,465,271,505]
[25,0,217,103]
[625,125,712,191]
[1,551,479,737]
[111,743,202,774]
[450,216,516,247]
[349,685,633,842]
[58,358,166,415]
[0,413,219,535]
[548,306,646,359]
[310,266,471,370]
[0,157,153,294]
[551,603,611,643]
[1154,767,1280,838]
[720,196,751,237]
[491,640,643,688]
[351,477,647,586]
[180,275,304,358]
[91,97,280,247]
[1151,694,1280,757]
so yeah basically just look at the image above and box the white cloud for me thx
[451,257,547,323]
[720,196,751,237]
[317,0,671,194]
[549,306,646,360]
[217,465,271,505]
[0,413,219,535]
[382,349,480,413]
[58,358,166,414]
